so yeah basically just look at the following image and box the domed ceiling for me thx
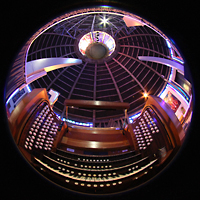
[27,7,171,126]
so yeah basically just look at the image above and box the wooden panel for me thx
[60,126,130,151]
[8,88,49,142]
[67,127,123,135]
[60,136,130,150]
[52,122,68,152]
[66,129,125,142]
[64,99,130,110]
[124,124,140,152]
[143,95,183,147]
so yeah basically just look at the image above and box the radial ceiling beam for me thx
[112,58,146,92]
[118,52,168,81]
[68,62,88,99]
[60,62,88,119]
[120,45,168,58]
[46,66,82,92]
[104,61,123,102]
[28,44,75,56]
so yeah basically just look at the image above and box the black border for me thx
[1,1,199,199]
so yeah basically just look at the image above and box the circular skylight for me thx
[78,31,116,58]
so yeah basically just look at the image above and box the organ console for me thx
[7,88,185,194]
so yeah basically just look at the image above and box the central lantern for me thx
[78,31,116,60]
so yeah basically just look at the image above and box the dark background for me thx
[1,0,199,199]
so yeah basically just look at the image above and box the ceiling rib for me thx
[120,45,168,58]
[104,61,123,102]
[46,67,69,91]
[112,58,145,92]
[60,62,88,119]
[67,62,88,99]
[28,45,75,56]
[118,52,167,81]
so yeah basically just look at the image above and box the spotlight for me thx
[143,92,148,98]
